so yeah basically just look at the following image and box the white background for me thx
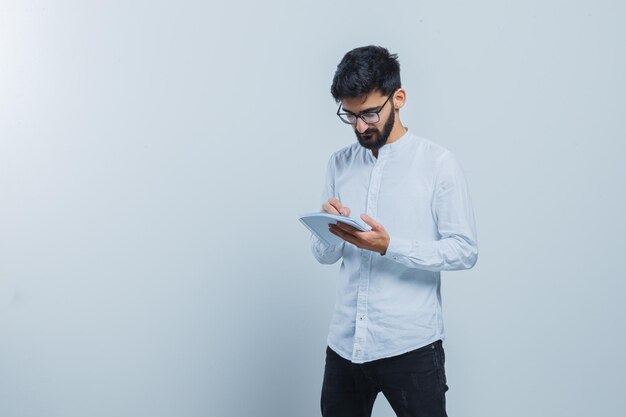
[1,1,625,416]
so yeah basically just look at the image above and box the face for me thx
[339,91,396,151]
[355,106,394,150]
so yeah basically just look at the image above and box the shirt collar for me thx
[376,127,413,159]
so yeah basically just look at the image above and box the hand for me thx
[328,214,390,255]
[322,197,351,217]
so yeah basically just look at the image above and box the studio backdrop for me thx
[1,1,625,416]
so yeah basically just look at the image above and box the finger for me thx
[328,197,344,214]
[329,224,360,246]
[335,221,360,234]
[336,206,351,216]
[360,213,382,230]
[322,202,340,215]
[332,224,364,244]
[323,198,352,216]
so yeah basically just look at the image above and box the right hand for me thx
[322,197,351,217]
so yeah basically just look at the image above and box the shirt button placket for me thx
[353,250,370,361]
[352,160,384,361]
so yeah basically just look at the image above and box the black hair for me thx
[330,45,401,103]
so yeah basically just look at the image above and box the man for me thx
[311,45,478,417]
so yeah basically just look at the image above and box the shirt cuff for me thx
[383,235,408,261]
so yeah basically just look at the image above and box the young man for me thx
[311,46,478,417]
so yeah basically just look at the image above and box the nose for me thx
[355,117,369,133]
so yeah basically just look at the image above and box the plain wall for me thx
[1,1,625,416]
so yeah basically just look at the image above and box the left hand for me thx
[328,214,390,255]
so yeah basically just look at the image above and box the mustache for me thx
[355,129,378,137]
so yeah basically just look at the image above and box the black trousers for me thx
[321,340,448,417]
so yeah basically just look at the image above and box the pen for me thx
[337,192,346,217]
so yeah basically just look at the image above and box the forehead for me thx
[340,90,387,112]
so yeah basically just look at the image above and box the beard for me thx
[354,107,395,150]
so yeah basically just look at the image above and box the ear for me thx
[392,88,407,110]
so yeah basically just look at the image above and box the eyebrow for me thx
[340,104,383,114]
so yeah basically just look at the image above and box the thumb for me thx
[360,213,381,230]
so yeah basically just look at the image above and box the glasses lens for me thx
[362,113,379,124]
[339,114,357,124]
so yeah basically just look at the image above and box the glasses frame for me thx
[336,92,395,125]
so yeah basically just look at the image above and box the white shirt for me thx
[311,129,478,364]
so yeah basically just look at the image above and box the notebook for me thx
[298,212,371,246]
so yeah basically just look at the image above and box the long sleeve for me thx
[311,234,344,264]
[316,133,478,363]
[311,154,344,265]
[384,151,478,271]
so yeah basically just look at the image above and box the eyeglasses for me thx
[336,93,394,125]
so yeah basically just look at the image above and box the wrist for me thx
[379,236,390,256]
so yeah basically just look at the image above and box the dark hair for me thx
[330,45,401,103]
